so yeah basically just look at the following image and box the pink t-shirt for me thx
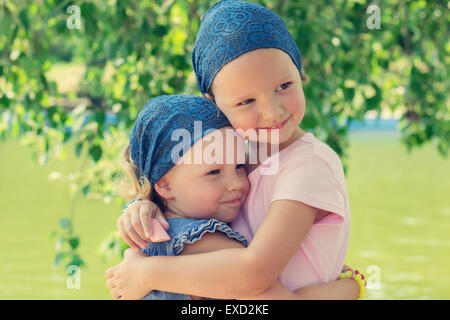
[231,132,351,290]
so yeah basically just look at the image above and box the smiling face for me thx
[210,48,306,148]
[157,127,250,223]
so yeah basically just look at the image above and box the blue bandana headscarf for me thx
[130,95,231,185]
[192,0,303,95]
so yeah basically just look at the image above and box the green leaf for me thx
[89,144,102,162]
[343,87,355,101]
[53,253,63,268]
[53,252,70,268]
[154,24,168,37]
[75,142,83,158]
[68,236,80,250]
[67,254,85,269]
[63,129,72,143]
[58,218,71,229]
[81,184,90,196]
[0,95,9,109]
[94,112,105,125]
[18,9,29,31]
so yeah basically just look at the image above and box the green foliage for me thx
[50,217,85,270]
[99,231,130,262]
[0,0,448,274]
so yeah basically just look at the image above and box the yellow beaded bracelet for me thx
[339,269,367,299]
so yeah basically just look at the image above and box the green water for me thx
[0,139,120,299]
[345,131,450,299]
[0,131,449,299]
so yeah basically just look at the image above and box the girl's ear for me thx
[153,176,174,200]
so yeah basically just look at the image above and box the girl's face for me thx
[210,48,305,147]
[160,127,249,223]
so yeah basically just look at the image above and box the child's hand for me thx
[118,200,170,251]
[105,249,152,300]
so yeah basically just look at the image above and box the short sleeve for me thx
[173,219,248,255]
[271,155,346,220]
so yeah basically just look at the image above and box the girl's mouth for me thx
[259,115,291,130]
[223,197,242,206]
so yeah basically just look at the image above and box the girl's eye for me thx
[236,164,245,170]
[277,82,292,91]
[237,98,255,106]
[207,169,221,175]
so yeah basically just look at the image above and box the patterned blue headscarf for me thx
[130,95,230,185]
[192,0,303,95]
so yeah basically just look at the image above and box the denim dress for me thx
[141,217,248,300]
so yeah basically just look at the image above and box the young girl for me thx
[109,94,359,300]
[106,0,364,299]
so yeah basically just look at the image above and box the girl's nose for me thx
[226,171,245,192]
[260,96,284,123]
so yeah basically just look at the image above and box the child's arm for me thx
[244,278,359,300]
[292,278,360,300]
[180,231,360,300]
[141,200,316,298]
[105,226,360,300]
[108,200,328,298]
